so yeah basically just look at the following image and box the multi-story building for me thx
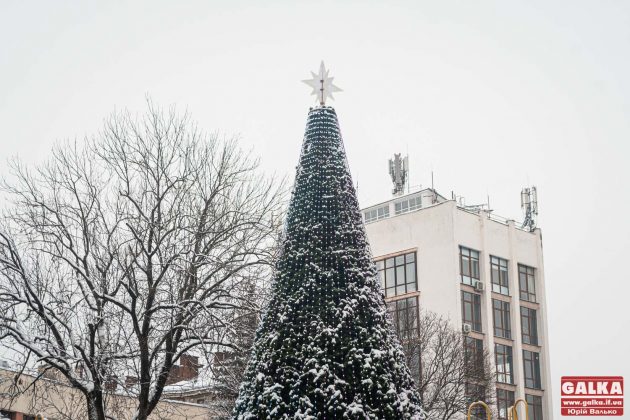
[362,187,552,420]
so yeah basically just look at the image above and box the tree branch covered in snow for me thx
[0,101,285,420]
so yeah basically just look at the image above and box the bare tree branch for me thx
[0,101,286,420]
[393,309,495,420]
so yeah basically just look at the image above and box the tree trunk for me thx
[86,391,107,420]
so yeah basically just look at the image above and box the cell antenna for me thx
[389,153,408,196]
[521,186,538,231]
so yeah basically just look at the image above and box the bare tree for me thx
[0,102,285,420]
[391,308,495,420]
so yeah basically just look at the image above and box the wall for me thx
[365,199,553,419]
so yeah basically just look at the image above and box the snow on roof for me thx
[163,375,217,393]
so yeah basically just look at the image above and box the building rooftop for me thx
[361,188,535,233]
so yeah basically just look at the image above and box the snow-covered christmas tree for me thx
[233,63,424,419]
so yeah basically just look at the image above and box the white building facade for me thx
[363,189,552,420]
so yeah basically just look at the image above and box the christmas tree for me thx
[233,65,423,419]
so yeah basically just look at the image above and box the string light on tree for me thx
[233,65,423,419]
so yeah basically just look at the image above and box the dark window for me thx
[519,264,537,302]
[523,350,542,389]
[461,291,482,332]
[464,337,484,377]
[492,299,512,339]
[495,344,514,384]
[497,388,516,420]
[377,252,417,298]
[520,306,539,345]
[460,246,480,286]
[387,296,419,339]
[526,394,544,420]
[491,256,509,295]
[466,383,488,420]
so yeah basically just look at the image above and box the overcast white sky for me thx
[1,1,629,417]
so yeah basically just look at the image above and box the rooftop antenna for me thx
[388,153,408,196]
[521,186,538,231]
[430,170,437,204]
[406,144,410,194]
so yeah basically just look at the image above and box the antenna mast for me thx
[388,153,408,196]
[521,186,538,231]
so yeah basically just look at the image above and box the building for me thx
[0,365,214,419]
[0,352,240,419]
[362,187,552,420]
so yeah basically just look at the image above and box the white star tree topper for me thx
[302,61,342,106]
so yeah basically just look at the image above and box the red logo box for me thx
[561,376,624,416]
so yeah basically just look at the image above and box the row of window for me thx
[495,343,542,389]
[391,315,545,419]
[392,295,543,391]
[462,291,539,345]
[394,195,422,215]
[379,249,544,418]
[376,248,538,305]
[391,299,544,418]
[364,196,424,223]
[364,205,390,223]
[464,343,544,419]
[466,336,542,390]
[460,246,538,303]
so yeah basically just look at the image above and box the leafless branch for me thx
[0,101,286,420]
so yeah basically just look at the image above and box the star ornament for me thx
[302,61,342,106]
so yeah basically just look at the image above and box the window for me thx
[520,307,539,345]
[526,394,544,420]
[461,291,482,332]
[394,195,422,215]
[496,388,515,420]
[523,350,542,389]
[519,264,537,302]
[495,344,514,384]
[464,337,484,377]
[460,247,480,286]
[387,296,419,339]
[492,299,512,339]
[466,383,488,420]
[490,256,509,295]
[364,205,390,223]
[377,252,417,297]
